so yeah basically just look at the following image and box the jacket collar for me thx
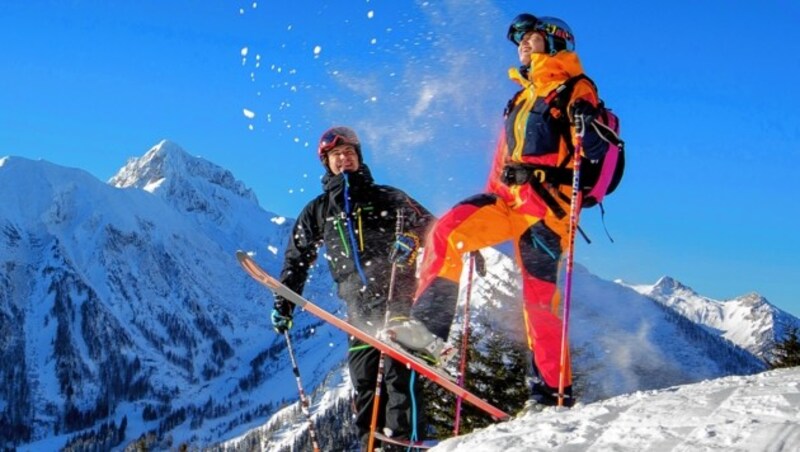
[321,164,375,203]
[509,51,585,94]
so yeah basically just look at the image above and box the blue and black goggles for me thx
[507,13,539,45]
[507,13,575,54]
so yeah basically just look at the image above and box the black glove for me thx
[389,232,420,267]
[271,297,294,333]
[569,99,608,161]
[569,99,599,121]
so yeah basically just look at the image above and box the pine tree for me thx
[769,327,800,369]
[423,325,528,439]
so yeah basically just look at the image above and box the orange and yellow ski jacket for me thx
[486,51,600,218]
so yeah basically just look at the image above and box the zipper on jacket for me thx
[508,67,536,161]
[334,215,351,257]
[532,233,557,260]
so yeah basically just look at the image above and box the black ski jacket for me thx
[276,164,434,332]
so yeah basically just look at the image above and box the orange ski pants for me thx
[414,193,571,391]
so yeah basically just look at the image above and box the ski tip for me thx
[235,250,254,262]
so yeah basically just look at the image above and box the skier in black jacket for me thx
[272,126,434,450]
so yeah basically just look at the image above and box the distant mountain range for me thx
[625,276,799,362]
[1,141,796,450]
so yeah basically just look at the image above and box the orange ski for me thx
[236,250,510,421]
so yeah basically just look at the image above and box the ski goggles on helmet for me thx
[318,126,360,159]
[507,13,575,54]
[507,13,539,46]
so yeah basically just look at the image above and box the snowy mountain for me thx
[626,276,800,362]
[0,141,794,450]
[0,142,349,450]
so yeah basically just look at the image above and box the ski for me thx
[236,250,510,421]
[373,432,438,449]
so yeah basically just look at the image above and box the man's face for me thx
[518,31,546,65]
[326,144,360,175]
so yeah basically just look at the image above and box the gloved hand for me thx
[271,297,294,333]
[570,99,609,161]
[389,232,420,267]
[569,99,599,135]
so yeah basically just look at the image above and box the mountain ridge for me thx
[625,277,800,362]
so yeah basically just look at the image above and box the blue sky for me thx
[2,1,799,318]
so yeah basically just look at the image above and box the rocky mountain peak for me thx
[109,139,257,204]
[650,275,696,298]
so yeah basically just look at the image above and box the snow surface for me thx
[432,367,800,452]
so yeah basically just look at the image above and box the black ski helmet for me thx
[507,13,575,55]
[317,126,363,164]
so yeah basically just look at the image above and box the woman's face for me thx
[518,31,546,65]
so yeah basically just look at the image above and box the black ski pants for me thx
[348,338,425,448]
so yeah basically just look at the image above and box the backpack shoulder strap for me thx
[544,74,596,116]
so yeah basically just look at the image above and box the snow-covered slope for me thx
[627,276,800,362]
[433,366,800,452]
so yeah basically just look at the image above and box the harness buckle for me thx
[501,165,548,186]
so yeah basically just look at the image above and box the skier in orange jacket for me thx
[388,13,610,408]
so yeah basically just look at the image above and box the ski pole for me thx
[557,113,586,407]
[367,209,405,452]
[453,252,475,436]
[283,331,321,452]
